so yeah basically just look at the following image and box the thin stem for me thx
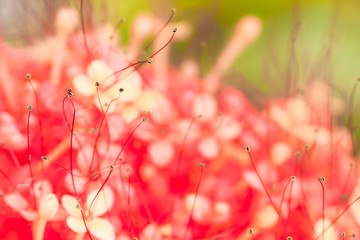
[246,148,280,215]
[183,165,205,239]
[313,196,360,240]
[80,209,93,240]
[318,177,325,240]
[27,106,36,207]
[101,30,177,91]
[62,97,77,196]
[89,90,121,175]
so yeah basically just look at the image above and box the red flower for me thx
[0,3,358,240]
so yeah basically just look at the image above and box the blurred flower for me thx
[0,1,359,240]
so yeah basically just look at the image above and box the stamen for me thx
[80,208,93,240]
[277,176,296,232]
[128,8,176,61]
[101,28,177,91]
[183,163,205,239]
[341,162,354,203]
[27,105,36,207]
[89,88,123,175]
[248,228,255,239]
[314,196,360,240]
[25,73,44,156]
[62,90,77,196]
[88,118,146,212]
[318,177,326,240]
[246,146,280,215]
[109,17,125,40]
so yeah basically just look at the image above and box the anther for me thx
[295,151,300,157]
[110,165,114,170]
[287,237,293,240]
[341,232,346,238]
[25,73,32,80]
[27,105,32,111]
[95,82,100,87]
[67,88,73,98]
[147,58,153,64]
[200,163,205,168]
[305,144,310,150]
[119,88,124,92]
[290,176,296,181]
[143,118,148,122]
[319,177,326,183]
[248,228,253,235]
[171,8,176,13]
[173,27,177,33]
[41,156,48,161]
[245,146,250,152]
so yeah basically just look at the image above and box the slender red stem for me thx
[183,164,205,240]
[277,177,291,235]
[88,168,113,212]
[246,148,280,215]
[89,90,121,174]
[80,208,93,240]
[341,162,354,201]
[168,116,199,215]
[88,118,145,212]
[313,196,360,240]
[318,177,325,240]
[101,30,177,91]
[27,106,36,206]
[62,96,77,196]
[26,75,44,155]
[175,116,198,176]
[132,8,176,62]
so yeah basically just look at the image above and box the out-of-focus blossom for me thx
[0,2,359,240]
